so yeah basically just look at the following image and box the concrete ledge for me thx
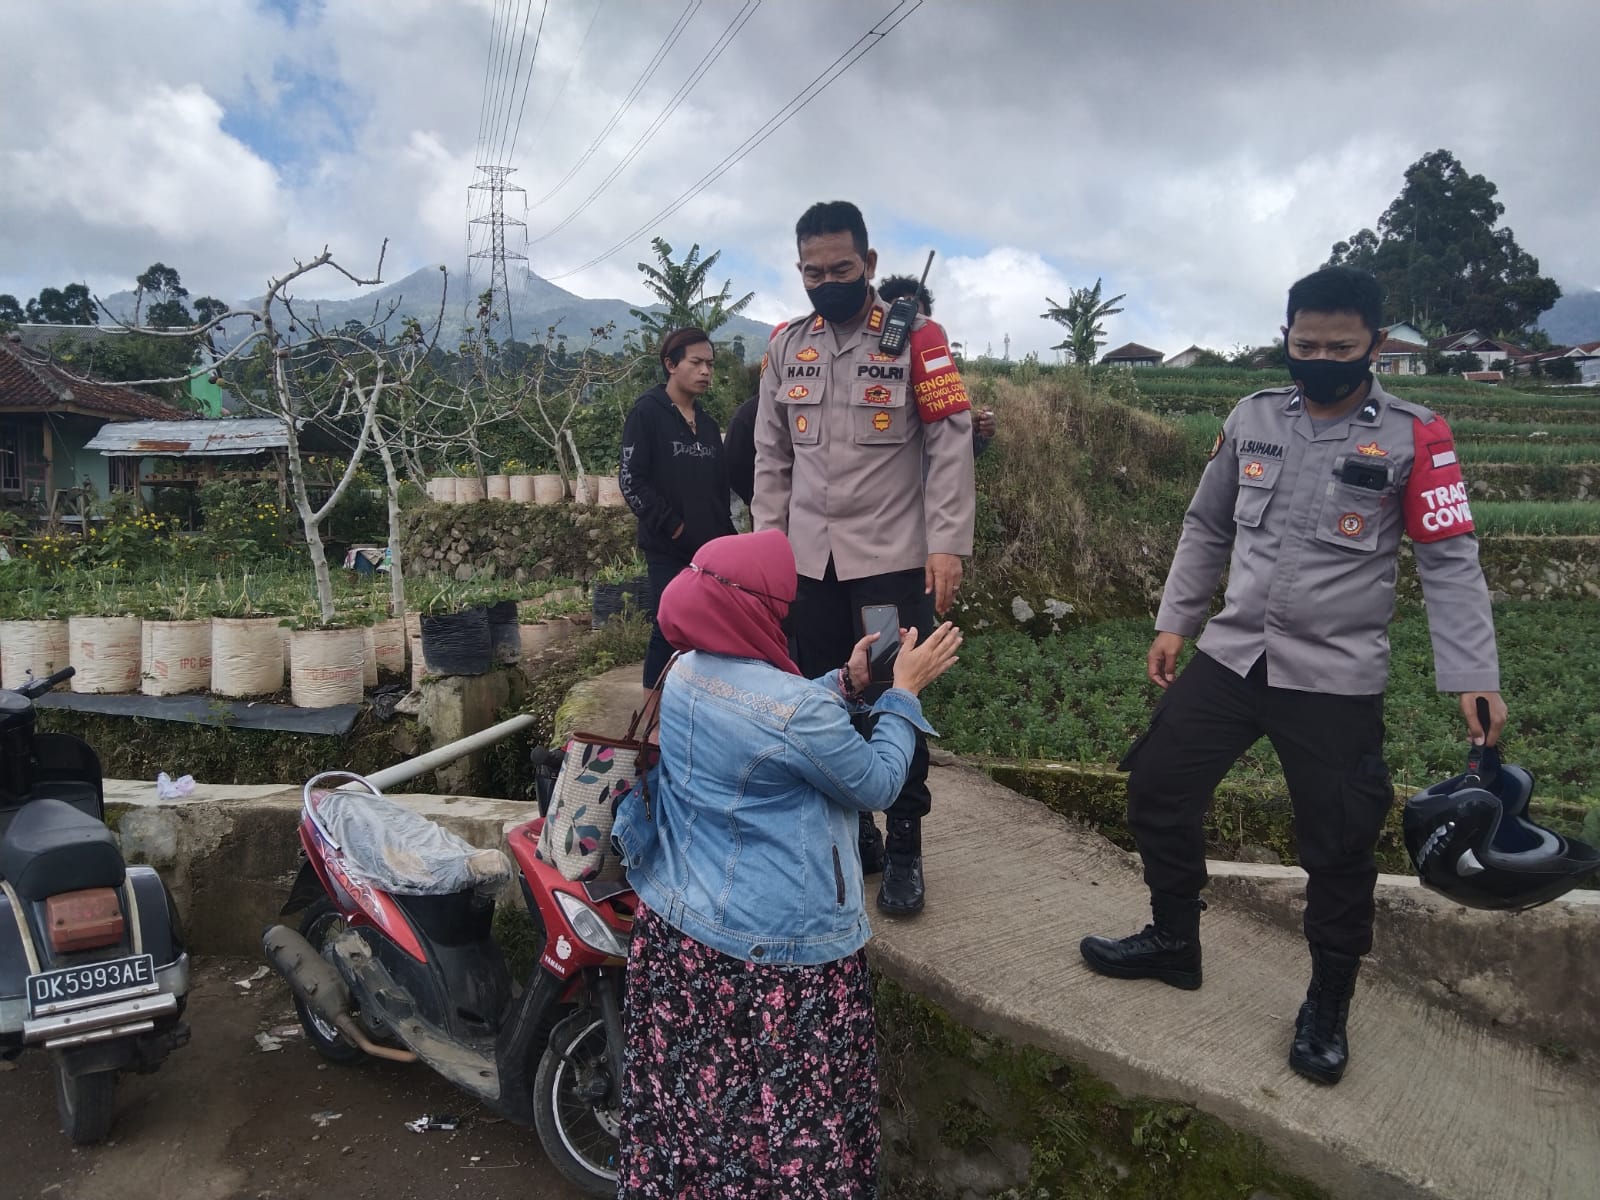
[868,761,1600,1200]
[1207,859,1600,1061]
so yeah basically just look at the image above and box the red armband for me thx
[1403,416,1475,542]
[909,321,972,424]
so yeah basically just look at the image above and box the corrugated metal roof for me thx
[84,419,291,456]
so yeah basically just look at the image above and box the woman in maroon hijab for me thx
[611,530,961,1198]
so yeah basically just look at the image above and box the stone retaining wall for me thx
[401,499,636,583]
[1397,535,1600,601]
[1467,464,1595,502]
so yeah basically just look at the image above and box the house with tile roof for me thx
[1,333,188,507]
[1376,336,1429,376]
[1100,342,1164,367]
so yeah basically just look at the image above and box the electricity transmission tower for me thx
[469,165,527,344]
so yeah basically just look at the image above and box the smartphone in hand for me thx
[860,604,901,684]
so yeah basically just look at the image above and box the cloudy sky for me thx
[2,0,1595,359]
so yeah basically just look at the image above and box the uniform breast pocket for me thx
[1315,481,1391,553]
[1233,456,1283,528]
[777,378,824,446]
[850,378,911,446]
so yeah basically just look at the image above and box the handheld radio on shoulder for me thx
[878,250,936,357]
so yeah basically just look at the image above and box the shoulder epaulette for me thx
[1240,384,1297,402]
[1383,394,1438,423]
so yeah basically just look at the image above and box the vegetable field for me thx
[956,363,1600,819]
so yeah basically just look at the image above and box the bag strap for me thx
[628,651,679,820]
[620,652,678,748]
[627,650,679,742]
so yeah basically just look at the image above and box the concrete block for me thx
[1208,861,1600,1058]
[417,667,520,793]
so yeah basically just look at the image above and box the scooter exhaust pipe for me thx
[261,925,417,1063]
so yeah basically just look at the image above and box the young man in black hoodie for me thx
[619,327,737,687]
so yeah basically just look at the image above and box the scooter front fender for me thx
[494,966,571,1125]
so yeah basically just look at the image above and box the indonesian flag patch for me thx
[908,322,970,423]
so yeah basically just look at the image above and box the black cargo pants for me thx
[790,559,933,820]
[1122,651,1392,957]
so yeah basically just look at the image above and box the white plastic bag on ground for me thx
[156,772,196,800]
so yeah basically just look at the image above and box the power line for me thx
[487,0,539,170]
[468,0,516,301]
[482,0,523,166]
[544,0,923,282]
[472,0,509,164]
[472,0,522,231]
[468,0,524,304]
[529,0,700,210]
[524,0,606,159]
[502,0,552,168]
[530,0,761,248]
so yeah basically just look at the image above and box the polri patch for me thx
[787,385,810,400]
[796,346,820,362]
[1207,431,1224,460]
[1338,512,1365,537]
[1356,441,1387,457]
[872,411,892,432]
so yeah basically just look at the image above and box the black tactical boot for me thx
[876,816,924,915]
[1079,893,1205,990]
[1289,944,1361,1085]
[858,812,885,875]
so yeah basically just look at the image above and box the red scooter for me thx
[261,748,633,1195]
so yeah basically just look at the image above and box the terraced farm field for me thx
[948,363,1599,850]
[996,364,1600,606]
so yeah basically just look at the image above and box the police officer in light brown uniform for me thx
[753,200,974,916]
[1081,266,1507,1086]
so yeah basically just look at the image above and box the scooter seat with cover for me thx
[314,789,511,896]
[0,797,125,901]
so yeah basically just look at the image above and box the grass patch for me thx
[923,601,1600,805]
[875,975,1328,1199]
[36,704,430,790]
[968,372,1204,616]
[1458,441,1600,465]
[1118,366,1598,420]
[1449,419,1600,441]
[1473,501,1600,536]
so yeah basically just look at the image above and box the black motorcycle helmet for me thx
[1404,743,1600,911]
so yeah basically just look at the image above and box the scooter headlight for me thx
[555,891,631,959]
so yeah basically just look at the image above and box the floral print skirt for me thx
[616,904,880,1199]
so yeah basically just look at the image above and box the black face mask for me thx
[1286,337,1377,407]
[806,275,869,325]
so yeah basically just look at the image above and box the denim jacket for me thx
[611,650,935,966]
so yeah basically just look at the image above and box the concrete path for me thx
[569,663,1600,1200]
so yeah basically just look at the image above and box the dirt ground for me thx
[7,957,588,1200]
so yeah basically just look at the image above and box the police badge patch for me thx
[1207,431,1224,460]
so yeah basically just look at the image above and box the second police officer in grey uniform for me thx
[1081,266,1508,1086]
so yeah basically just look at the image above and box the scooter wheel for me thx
[533,1008,620,1196]
[294,898,366,1064]
[53,1057,116,1145]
